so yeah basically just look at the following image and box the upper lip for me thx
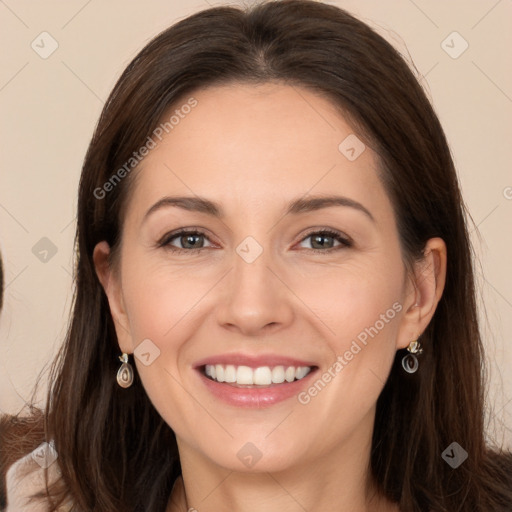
[193,353,318,369]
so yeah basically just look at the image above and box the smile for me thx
[195,363,318,407]
[203,364,312,386]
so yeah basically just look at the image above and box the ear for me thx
[93,241,133,355]
[396,237,447,350]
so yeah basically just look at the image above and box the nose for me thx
[215,241,294,336]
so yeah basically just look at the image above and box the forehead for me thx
[125,82,394,225]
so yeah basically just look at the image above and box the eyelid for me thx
[157,227,215,250]
[295,227,353,251]
[158,227,353,253]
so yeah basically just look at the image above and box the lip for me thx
[193,353,317,369]
[193,353,319,408]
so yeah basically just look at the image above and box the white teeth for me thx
[215,364,225,382]
[271,366,285,384]
[295,366,310,379]
[205,364,216,379]
[253,366,272,385]
[285,366,295,382]
[224,365,236,383]
[204,364,312,385]
[236,365,254,385]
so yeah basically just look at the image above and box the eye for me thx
[158,229,213,253]
[297,229,353,252]
[158,227,353,254]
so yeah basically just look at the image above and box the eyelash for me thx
[158,228,353,254]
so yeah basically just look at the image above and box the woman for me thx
[2,0,511,510]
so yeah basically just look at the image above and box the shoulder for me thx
[5,441,72,512]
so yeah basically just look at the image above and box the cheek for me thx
[288,256,404,350]
[122,260,207,345]
[121,263,208,435]
[291,266,404,440]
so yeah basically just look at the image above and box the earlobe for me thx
[396,237,447,349]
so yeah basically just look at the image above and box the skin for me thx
[94,83,447,512]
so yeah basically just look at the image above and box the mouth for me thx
[200,364,317,387]
[193,353,319,407]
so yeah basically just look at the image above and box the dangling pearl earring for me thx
[117,353,134,388]
[401,339,423,374]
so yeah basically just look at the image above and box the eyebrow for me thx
[143,194,375,223]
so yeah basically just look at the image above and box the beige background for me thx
[0,0,511,449]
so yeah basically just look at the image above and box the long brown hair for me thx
[2,1,511,510]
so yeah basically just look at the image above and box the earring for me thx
[401,339,423,374]
[117,353,134,388]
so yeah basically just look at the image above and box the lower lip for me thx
[197,368,318,408]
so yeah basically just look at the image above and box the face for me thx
[95,83,434,474]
